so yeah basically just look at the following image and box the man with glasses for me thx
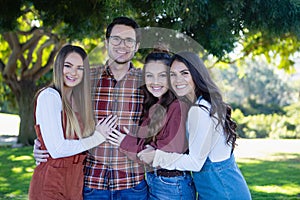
[83,16,147,199]
[108,35,136,49]
[33,17,148,200]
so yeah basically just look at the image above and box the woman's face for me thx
[170,60,195,101]
[145,61,169,98]
[63,52,84,88]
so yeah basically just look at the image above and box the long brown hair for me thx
[140,49,175,143]
[52,44,95,138]
[170,52,237,149]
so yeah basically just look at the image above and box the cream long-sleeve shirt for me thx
[35,87,106,159]
[152,98,232,171]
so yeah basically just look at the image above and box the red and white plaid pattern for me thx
[84,63,145,190]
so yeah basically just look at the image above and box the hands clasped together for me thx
[102,116,156,165]
[33,114,157,165]
[95,114,126,146]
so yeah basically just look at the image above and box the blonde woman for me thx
[28,45,117,200]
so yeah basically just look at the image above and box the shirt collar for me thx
[103,61,135,78]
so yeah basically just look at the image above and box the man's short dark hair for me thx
[106,16,141,43]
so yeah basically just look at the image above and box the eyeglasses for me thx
[109,36,136,48]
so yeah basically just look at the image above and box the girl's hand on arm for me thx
[33,138,49,166]
[95,115,118,139]
[107,128,126,147]
[137,145,156,165]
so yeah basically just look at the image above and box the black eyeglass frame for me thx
[108,36,137,48]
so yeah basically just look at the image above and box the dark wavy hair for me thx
[170,51,237,149]
[140,50,175,143]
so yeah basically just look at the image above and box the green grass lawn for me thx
[0,146,299,199]
[238,154,300,199]
[0,146,34,200]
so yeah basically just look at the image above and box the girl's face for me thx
[170,60,196,102]
[145,61,169,98]
[63,52,84,88]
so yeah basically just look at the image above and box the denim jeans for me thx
[146,171,196,200]
[193,154,252,200]
[82,180,148,200]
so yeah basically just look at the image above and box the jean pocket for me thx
[83,186,95,196]
[158,176,179,186]
[130,180,148,193]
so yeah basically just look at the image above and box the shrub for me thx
[232,103,300,139]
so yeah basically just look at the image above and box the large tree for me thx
[0,0,299,145]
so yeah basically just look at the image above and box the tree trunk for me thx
[17,80,37,146]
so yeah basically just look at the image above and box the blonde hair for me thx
[53,44,95,138]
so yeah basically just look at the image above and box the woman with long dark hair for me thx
[138,51,251,199]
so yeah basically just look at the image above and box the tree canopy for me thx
[0,0,299,145]
[1,0,299,68]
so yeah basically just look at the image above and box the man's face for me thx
[106,24,139,64]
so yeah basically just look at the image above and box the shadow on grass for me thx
[0,146,35,200]
[237,153,300,200]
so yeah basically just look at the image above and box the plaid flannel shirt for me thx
[84,63,145,190]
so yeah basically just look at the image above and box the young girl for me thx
[28,45,116,200]
[107,50,196,200]
[138,51,252,199]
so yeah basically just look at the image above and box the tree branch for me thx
[2,32,21,78]
[0,59,5,72]
[21,29,44,74]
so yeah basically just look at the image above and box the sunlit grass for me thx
[252,184,300,195]
[0,146,34,200]
[237,153,300,199]
[0,145,300,199]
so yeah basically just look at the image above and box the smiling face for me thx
[63,52,84,89]
[170,60,196,101]
[106,24,139,65]
[145,61,169,98]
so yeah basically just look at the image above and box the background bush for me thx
[232,102,300,139]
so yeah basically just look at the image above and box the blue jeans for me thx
[193,154,252,200]
[146,171,196,200]
[83,180,148,200]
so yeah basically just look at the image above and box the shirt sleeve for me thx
[152,105,214,171]
[119,134,145,162]
[120,100,188,161]
[36,88,105,159]
[153,100,188,153]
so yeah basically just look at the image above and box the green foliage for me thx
[242,0,300,37]
[0,76,17,114]
[241,0,300,71]
[0,0,23,32]
[1,0,300,63]
[219,56,298,112]
[232,102,300,139]
[242,32,300,72]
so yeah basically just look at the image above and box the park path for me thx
[234,138,300,159]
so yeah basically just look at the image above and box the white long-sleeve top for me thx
[152,98,232,171]
[35,87,106,159]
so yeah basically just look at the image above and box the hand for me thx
[137,145,156,165]
[96,115,118,139]
[107,128,126,147]
[33,138,49,166]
